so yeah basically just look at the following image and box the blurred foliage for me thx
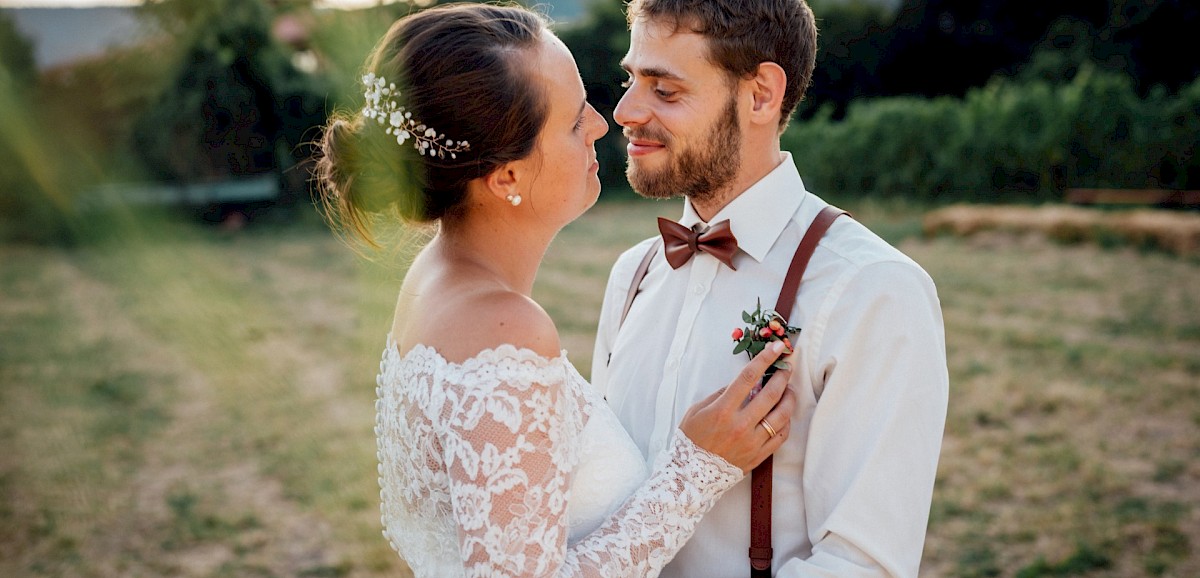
[557,0,632,195]
[4,0,1196,243]
[784,67,1200,203]
[306,3,427,110]
[799,0,893,120]
[40,44,173,183]
[0,10,82,243]
[132,0,327,195]
[870,0,1198,102]
[0,9,35,90]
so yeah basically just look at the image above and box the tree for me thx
[802,0,894,120]
[876,0,1198,100]
[132,0,327,192]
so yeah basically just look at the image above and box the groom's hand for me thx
[680,341,797,473]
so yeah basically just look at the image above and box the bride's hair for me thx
[315,3,549,245]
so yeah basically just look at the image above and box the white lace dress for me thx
[375,338,744,577]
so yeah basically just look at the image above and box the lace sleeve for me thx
[437,349,743,578]
[562,431,744,576]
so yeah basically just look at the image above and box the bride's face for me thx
[518,32,609,226]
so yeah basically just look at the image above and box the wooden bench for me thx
[1065,188,1200,208]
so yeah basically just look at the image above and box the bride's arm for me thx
[439,357,793,577]
[438,354,742,578]
[437,298,792,577]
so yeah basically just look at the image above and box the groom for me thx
[591,0,949,576]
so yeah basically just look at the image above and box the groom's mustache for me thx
[623,127,672,146]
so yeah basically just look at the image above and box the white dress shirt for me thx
[592,153,949,577]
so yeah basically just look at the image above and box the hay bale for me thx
[921,204,1200,257]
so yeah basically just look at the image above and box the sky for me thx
[0,0,402,8]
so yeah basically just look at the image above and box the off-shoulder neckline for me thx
[384,333,570,370]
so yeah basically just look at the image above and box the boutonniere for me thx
[732,299,798,390]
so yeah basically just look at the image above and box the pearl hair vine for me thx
[361,73,471,159]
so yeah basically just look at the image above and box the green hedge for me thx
[784,67,1200,204]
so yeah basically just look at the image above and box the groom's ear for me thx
[746,61,786,127]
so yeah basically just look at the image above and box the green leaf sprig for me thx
[731,298,799,379]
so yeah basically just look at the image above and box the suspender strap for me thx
[750,205,847,577]
[620,238,661,328]
[774,206,848,320]
[749,455,774,577]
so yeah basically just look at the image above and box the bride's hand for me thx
[679,341,797,474]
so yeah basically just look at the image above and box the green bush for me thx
[132,0,326,184]
[784,67,1200,203]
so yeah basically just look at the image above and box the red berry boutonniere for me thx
[732,298,799,385]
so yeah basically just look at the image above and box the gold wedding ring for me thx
[759,417,779,438]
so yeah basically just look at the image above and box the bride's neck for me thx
[435,210,550,296]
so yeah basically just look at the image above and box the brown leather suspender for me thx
[620,238,662,328]
[617,206,848,578]
[750,206,846,577]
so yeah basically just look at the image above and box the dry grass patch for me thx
[2,200,1197,578]
[923,204,1200,257]
[910,234,1200,578]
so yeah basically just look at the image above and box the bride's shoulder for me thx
[435,288,562,364]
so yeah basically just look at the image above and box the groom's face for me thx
[615,17,743,203]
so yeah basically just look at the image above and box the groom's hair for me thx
[626,0,817,130]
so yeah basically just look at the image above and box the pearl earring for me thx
[506,194,522,207]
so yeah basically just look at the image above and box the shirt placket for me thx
[648,255,720,458]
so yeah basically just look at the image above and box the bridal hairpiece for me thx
[361,73,470,159]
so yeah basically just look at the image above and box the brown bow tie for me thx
[658,217,739,270]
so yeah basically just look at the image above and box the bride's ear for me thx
[482,160,525,205]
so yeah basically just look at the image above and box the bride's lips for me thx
[626,138,665,157]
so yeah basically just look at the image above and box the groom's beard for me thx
[625,94,741,205]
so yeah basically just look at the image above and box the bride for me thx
[315,3,797,576]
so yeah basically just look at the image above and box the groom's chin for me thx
[626,164,679,200]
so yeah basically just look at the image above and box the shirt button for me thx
[694,284,705,295]
[667,358,678,369]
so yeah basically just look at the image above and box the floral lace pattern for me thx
[376,338,744,577]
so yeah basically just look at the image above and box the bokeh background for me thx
[1,1,1198,577]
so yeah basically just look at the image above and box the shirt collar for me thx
[680,152,807,264]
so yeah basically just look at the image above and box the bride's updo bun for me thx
[316,3,549,244]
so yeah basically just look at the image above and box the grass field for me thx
[1,200,1198,577]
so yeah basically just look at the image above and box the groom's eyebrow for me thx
[621,62,685,82]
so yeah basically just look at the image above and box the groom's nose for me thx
[613,87,650,129]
